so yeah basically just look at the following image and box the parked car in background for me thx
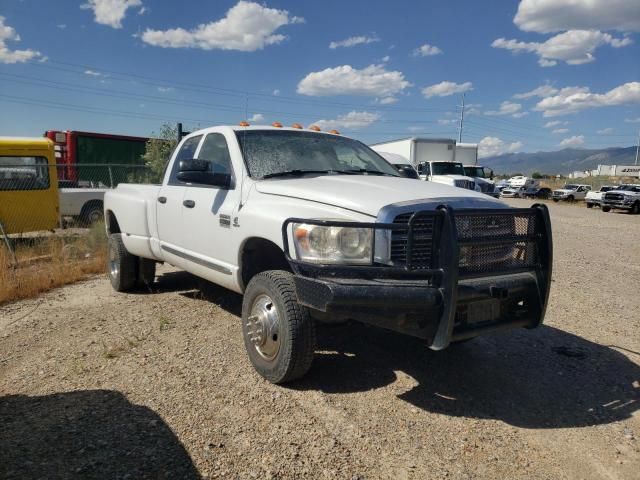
[500,186,527,198]
[462,165,500,198]
[495,179,510,192]
[508,176,540,189]
[523,187,552,200]
[377,152,419,179]
[585,185,618,208]
[0,137,59,235]
[552,184,591,202]
[601,184,640,214]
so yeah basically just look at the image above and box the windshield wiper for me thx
[261,169,337,179]
[340,168,395,176]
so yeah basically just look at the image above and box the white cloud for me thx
[560,135,585,147]
[485,101,523,116]
[535,82,640,116]
[412,43,443,57]
[408,126,426,132]
[157,86,174,93]
[248,113,264,122]
[465,103,482,115]
[297,64,411,97]
[376,96,398,105]
[314,111,380,131]
[544,120,567,128]
[141,1,303,51]
[84,69,103,77]
[514,0,640,34]
[512,111,530,118]
[437,119,457,125]
[0,16,43,64]
[478,137,523,157]
[552,128,569,134]
[272,89,280,96]
[597,127,614,134]
[381,55,390,62]
[421,81,473,98]
[329,35,379,49]
[492,29,632,67]
[81,0,142,29]
[513,84,558,99]
[625,117,640,123]
[57,24,67,30]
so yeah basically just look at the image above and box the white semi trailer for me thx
[370,137,477,191]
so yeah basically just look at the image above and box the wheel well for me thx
[106,210,121,234]
[80,199,104,216]
[240,237,290,290]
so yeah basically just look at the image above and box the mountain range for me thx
[480,146,637,175]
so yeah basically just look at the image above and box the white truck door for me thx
[181,132,239,287]
[156,134,203,262]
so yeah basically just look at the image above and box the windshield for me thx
[563,184,579,190]
[463,166,485,178]
[236,130,400,179]
[618,185,640,192]
[431,162,465,176]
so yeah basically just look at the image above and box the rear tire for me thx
[107,233,137,292]
[242,271,316,384]
[630,202,640,215]
[138,258,156,287]
[553,198,559,203]
[567,195,575,202]
[586,202,594,208]
[602,206,611,213]
[80,202,104,226]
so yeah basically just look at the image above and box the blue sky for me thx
[1,0,639,156]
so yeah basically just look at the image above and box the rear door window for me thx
[168,135,203,185]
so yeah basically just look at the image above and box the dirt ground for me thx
[1,199,639,479]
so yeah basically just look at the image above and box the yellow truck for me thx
[0,137,59,235]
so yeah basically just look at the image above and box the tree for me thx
[142,123,179,183]
[532,171,543,179]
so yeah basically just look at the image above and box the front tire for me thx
[242,271,316,384]
[107,233,137,292]
[630,202,640,215]
[586,202,594,208]
[553,198,559,203]
[602,206,611,212]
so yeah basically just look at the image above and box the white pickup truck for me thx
[601,184,640,214]
[585,185,617,208]
[551,184,591,202]
[104,125,553,383]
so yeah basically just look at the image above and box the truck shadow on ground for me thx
[296,323,640,430]
[0,390,199,480]
[151,271,640,430]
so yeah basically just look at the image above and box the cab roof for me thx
[0,136,53,146]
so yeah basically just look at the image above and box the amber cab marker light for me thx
[329,129,340,135]
[272,121,283,128]
[239,121,250,127]
[308,125,321,131]
[291,123,303,129]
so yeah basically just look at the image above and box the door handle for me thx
[157,196,167,204]
[183,199,196,208]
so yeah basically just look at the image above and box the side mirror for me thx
[176,159,232,188]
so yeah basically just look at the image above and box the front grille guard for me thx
[282,204,553,349]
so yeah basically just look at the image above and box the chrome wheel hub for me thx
[246,294,281,361]
[109,243,119,278]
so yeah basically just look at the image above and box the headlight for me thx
[293,223,373,264]
[623,197,633,204]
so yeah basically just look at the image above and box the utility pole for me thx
[458,93,465,143]
[635,129,640,166]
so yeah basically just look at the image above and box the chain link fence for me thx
[0,163,154,304]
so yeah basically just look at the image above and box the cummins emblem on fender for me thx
[219,215,231,228]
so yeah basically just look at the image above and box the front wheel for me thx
[630,202,640,215]
[602,206,611,212]
[567,195,575,202]
[586,202,594,208]
[242,271,316,384]
[553,198,559,203]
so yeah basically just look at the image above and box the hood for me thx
[432,174,474,181]
[553,189,575,194]
[473,177,494,185]
[254,175,502,217]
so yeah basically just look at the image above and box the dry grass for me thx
[0,222,107,305]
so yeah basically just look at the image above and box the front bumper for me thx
[602,200,632,210]
[282,205,553,350]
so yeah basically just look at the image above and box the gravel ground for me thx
[1,199,639,479]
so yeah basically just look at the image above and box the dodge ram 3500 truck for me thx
[104,125,553,384]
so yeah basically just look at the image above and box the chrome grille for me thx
[604,192,624,201]
[454,180,475,190]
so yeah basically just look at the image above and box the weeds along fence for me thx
[0,163,155,305]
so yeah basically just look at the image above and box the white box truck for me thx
[455,143,478,165]
[371,137,477,191]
